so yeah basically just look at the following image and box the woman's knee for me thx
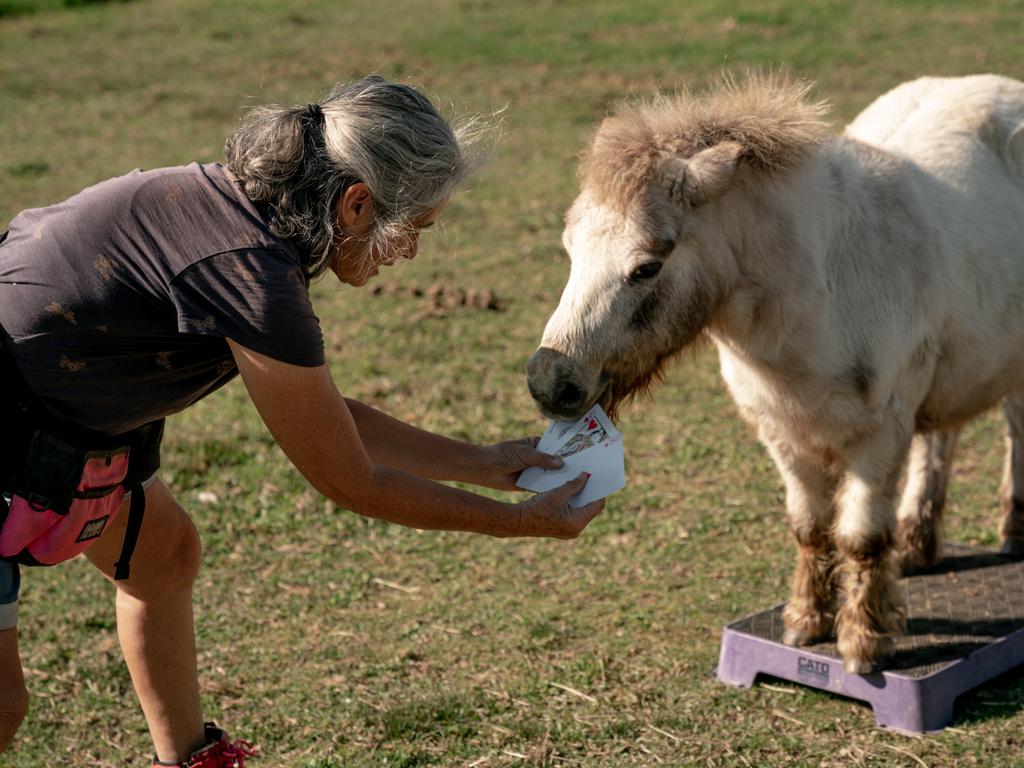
[88,479,204,598]
[164,514,203,588]
[125,513,203,598]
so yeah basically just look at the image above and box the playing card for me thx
[536,405,618,452]
[518,404,625,507]
[535,417,579,454]
[555,411,611,459]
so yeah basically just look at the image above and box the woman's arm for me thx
[228,340,602,538]
[343,398,561,489]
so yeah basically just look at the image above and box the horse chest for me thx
[717,347,882,446]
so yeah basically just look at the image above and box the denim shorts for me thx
[0,558,18,631]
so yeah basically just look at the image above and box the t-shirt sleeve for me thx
[170,248,325,366]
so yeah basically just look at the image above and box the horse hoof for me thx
[1001,538,1024,558]
[896,556,926,577]
[782,625,830,647]
[893,543,940,576]
[843,658,879,675]
[782,628,808,646]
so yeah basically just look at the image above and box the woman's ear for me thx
[337,182,375,234]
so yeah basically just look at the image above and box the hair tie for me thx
[299,103,326,153]
[301,103,324,123]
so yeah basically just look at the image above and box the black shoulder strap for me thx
[114,475,146,581]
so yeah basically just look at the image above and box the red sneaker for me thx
[152,723,256,767]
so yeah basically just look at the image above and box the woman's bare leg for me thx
[0,627,28,752]
[85,477,207,763]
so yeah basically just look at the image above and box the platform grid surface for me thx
[716,544,1024,733]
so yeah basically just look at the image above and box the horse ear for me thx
[659,141,744,207]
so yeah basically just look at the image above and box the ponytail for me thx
[225,76,494,281]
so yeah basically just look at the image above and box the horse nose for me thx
[552,380,585,413]
[526,347,590,419]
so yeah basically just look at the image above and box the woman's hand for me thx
[511,472,605,538]
[478,437,564,491]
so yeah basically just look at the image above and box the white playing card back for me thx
[517,405,625,507]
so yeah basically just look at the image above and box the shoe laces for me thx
[187,738,257,768]
[222,738,256,766]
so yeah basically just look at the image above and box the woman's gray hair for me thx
[224,76,491,280]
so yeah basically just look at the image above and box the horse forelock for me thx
[579,72,833,214]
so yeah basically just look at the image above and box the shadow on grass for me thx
[364,692,494,743]
[953,664,1024,727]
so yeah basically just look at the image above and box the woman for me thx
[0,76,603,766]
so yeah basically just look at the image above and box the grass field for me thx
[4,1,1024,765]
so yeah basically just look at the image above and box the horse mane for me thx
[579,72,833,212]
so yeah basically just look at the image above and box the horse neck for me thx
[708,140,862,369]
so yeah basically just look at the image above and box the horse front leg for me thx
[999,393,1024,557]
[834,422,911,674]
[894,429,958,573]
[761,430,840,646]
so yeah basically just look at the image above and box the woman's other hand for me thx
[512,472,605,538]
[479,437,563,491]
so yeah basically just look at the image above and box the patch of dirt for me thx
[370,281,505,319]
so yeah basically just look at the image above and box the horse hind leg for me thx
[999,393,1024,557]
[894,429,959,573]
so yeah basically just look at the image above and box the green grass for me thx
[0,0,132,18]
[3,0,1024,765]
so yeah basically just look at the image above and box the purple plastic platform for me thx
[717,544,1024,733]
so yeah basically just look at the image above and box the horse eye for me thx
[628,261,663,283]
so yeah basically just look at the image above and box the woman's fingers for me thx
[508,437,563,471]
[512,471,604,539]
[576,498,605,524]
[558,498,605,538]
[531,448,564,471]
[546,473,601,538]
[558,471,590,497]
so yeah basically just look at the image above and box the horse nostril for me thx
[553,380,585,411]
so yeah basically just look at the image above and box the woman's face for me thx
[331,184,446,287]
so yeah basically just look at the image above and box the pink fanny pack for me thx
[0,327,158,580]
[0,428,146,579]
[0,445,129,565]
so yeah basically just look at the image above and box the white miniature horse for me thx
[526,74,1024,673]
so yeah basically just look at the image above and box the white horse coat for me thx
[527,75,1024,672]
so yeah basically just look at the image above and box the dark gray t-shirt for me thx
[0,162,325,434]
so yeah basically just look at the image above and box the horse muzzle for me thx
[525,346,605,420]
